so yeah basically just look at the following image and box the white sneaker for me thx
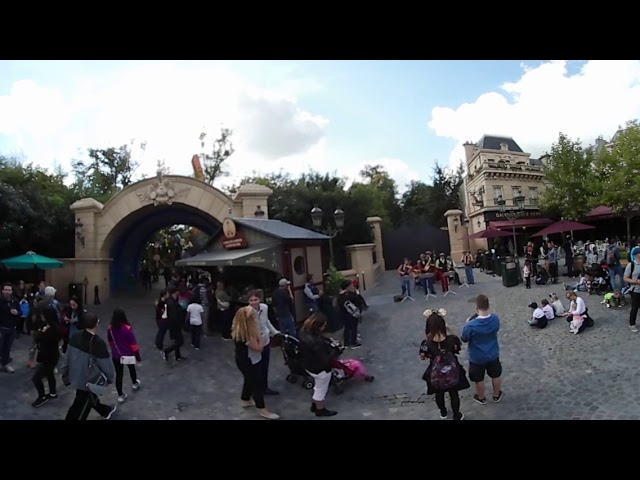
[117,394,128,404]
[132,380,141,391]
[631,326,639,333]
[3,365,15,373]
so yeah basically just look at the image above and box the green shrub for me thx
[324,266,346,296]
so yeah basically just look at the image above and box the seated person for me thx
[535,265,550,285]
[549,293,566,317]
[601,289,624,308]
[540,299,555,321]
[569,314,584,334]
[528,302,548,329]
[564,274,587,292]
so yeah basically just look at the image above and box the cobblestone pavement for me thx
[2,267,639,420]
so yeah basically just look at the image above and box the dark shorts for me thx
[469,358,502,383]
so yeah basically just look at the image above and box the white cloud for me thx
[428,60,640,168]
[0,61,330,186]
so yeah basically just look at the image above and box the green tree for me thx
[538,133,593,220]
[592,120,640,241]
[200,128,235,186]
[400,180,433,223]
[424,162,464,227]
[71,142,143,202]
[0,155,78,258]
[356,164,402,226]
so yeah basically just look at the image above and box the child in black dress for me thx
[419,308,470,420]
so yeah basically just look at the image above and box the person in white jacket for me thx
[248,290,280,396]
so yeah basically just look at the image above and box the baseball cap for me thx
[278,278,291,287]
[528,302,538,309]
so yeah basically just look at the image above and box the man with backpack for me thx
[607,238,625,292]
[461,295,504,405]
[337,280,362,349]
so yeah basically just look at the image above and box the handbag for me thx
[109,328,137,365]
[86,336,109,396]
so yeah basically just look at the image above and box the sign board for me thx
[221,218,247,250]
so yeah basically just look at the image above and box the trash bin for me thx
[68,283,83,302]
[502,260,519,287]
[573,255,585,274]
[484,255,495,274]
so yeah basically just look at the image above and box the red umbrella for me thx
[530,220,595,237]
[465,228,519,240]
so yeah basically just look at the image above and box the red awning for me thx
[586,205,615,218]
[489,218,554,230]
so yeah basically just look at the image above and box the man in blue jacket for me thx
[461,294,504,405]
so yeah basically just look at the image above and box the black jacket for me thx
[35,324,61,365]
[166,296,182,331]
[0,296,19,329]
[63,305,86,331]
[299,329,336,374]
[337,291,363,321]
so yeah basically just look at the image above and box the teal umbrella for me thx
[1,251,64,269]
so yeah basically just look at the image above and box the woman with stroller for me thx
[419,308,469,420]
[232,306,279,420]
[299,313,339,417]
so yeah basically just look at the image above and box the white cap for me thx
[44,286,56,297]
[278,278,291,287]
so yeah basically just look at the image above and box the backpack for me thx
[428,341,460,390]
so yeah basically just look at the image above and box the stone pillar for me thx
[444,209,466,262]
[366,216,386,271]
[70,198,104,259]
[346,243,376,291]
[232,184,273,218]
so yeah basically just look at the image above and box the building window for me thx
[293,256,306,276]
[529,187,538,205]
[493,186,503,205]
[511,187,521,206]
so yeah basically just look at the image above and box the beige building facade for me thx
[451,135,551,255]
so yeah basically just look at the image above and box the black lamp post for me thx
[311,207,345,267]
[496,192,525,258]
[462,216,471,252]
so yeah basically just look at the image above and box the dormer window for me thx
[500,142,509,151]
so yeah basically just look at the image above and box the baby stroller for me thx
[280,335,374,394]
[280,334,315,390]
[587,263,610,294]
[535,264,550,285]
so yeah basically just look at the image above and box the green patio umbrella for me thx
[1,251,64,269]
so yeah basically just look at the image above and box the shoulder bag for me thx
[109,329,137,365]
[86,335,109,396]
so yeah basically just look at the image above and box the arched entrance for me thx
[68,172,272,301]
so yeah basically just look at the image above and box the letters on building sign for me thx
[222,236,247,250]
[221,218,248,250]
[494,210,542,219]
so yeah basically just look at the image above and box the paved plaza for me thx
[2,267,639,420]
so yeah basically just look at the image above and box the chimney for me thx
[462,141,476,162]
[594,137,607,154]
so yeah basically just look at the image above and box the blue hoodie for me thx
[461,313,500,364]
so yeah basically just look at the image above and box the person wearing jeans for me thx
[31,307,61,407]
[271,278,297,338]
[0,282,19,373]
[623,247,640,333]
[608,240,626,291]
[461,251,475,285]
[107,309,142,404]
[397,258,413,297]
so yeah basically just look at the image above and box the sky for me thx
[1,60,639,194]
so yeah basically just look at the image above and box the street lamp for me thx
[462,216,471,253]
[310,206,345,267]
[496,192,525,258]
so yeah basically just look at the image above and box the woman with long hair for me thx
[31,307,61,408]
[107,309,141,404]
[299,313,338,417]
[155,289,169,351]
[232,306,279,420]
[62,296,86,352]
[419,309,470,420]
[248,290,280,395]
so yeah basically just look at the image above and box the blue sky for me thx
[0,60,638,192]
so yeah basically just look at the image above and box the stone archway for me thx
[67,172,272,300]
